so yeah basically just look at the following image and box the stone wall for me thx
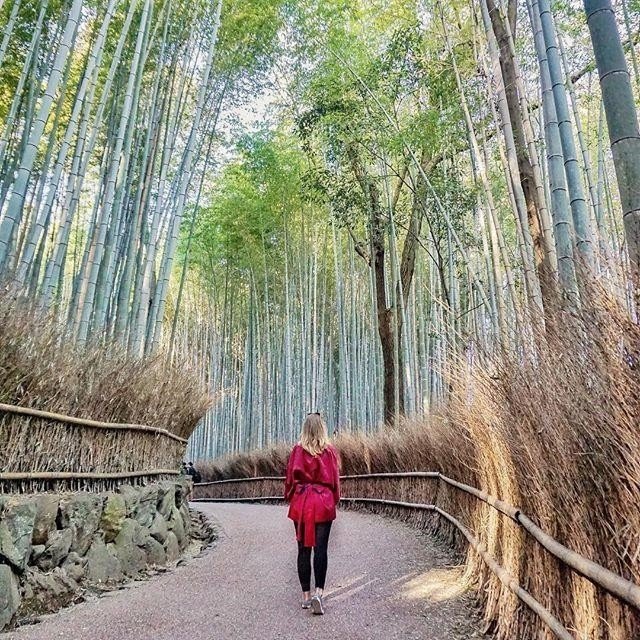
[0,481,215,631]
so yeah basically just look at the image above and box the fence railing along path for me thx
[194,471,640,640]
[0,401,186,492]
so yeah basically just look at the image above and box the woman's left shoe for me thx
[302,599,312,610]
[310,594,324,615]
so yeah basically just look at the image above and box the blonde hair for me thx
[299,413,329,456]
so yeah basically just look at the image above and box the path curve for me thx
[6,504,483,640]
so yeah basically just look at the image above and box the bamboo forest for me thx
[0,0,637,441]
[2,0,640,638]
[5,0,638,457]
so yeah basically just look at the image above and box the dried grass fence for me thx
[194,472,640,640]
[0,290,211,494]
[0,402,186,494]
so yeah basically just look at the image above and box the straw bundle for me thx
[0,411,184,487]
[0,291,210,437]
[197,477,285,500]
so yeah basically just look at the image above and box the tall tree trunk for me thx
[395,167,422,414]
[537,0,594,266]
[584,0,640,303]
[483,0,557,295]
[347,145,396,423]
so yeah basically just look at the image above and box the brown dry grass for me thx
[198,287,640,640]
[0,291,211,439]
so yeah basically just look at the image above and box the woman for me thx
[284,413,340,615]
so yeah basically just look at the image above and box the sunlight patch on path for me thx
[402,567,468,603]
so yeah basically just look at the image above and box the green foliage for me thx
[303,164,367,231]
[287,0,473,253]
[185,130,314,284]
[0,0,55,120]
[216,0,287,77]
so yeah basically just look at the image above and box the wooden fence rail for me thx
[0,469,180,481]
[0,403,188,444]
[0,402,187,491]
[193,471,640,640]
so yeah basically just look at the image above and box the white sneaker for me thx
[311,594,324,615]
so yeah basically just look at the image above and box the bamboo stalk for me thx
[584,0,640,304]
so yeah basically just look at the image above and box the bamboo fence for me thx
[0,402,186,493]
[193,471,640,640]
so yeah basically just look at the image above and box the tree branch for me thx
[347,226,370,265]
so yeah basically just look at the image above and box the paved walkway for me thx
[6,503,483,640]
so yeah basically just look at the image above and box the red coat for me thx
[284,444,340,547]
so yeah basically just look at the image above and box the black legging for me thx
[295,522,332,592]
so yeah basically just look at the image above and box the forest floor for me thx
[5,503,486,640]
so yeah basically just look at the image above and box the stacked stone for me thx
[0,481,211,630]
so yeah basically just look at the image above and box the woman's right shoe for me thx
[310,594,324,615]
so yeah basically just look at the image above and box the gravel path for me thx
[6,503,483,640]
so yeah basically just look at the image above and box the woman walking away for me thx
[284,413,340,615]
